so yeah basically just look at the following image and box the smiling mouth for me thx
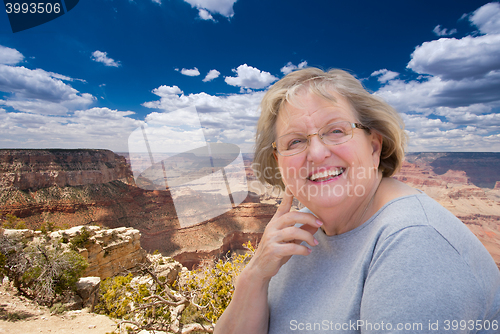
[308,168,345,182]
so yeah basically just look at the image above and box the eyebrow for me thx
[279,116,351,136]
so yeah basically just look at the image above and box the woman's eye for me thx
[288,138,305,148]
[328,128,344,135]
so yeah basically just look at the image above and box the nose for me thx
[306,135,331,163]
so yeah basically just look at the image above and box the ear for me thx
[370,131,383,168]
[273,151,278,161]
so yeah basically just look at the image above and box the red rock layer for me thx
[0,149,133,191]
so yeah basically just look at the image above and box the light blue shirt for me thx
[268,194,500,333]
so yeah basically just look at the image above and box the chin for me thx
[293,181,354,209]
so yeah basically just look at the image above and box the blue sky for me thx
[0,0,499,153]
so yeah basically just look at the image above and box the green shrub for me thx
[2,214,27,230]
[180,241,255,323]
[0,309,32,321]
[38,221,62,234]
[49,302,67,315]
[69,227,91,251]
[95,273,135,319]
[0,230,88,306]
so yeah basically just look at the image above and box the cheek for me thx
[278,157,306,184]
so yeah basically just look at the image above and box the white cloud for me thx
[470,2,500,34]
[203,69,220,82]
[145,109,203,128]
[152,0,161,4]
[442,109,500,126]
[183,0,238,18]
[142,84,264,152]
[199,8,214,21]
[0,45,24,65]
[375,72,500,112]
[407,34,500,80]
[0,107,141,151]
[377,3,500,111]
[91,51,121,67]
[402,113,500,152]
[0,64,95,115]
[74,107,135,119]
[180,67,201,76]
[370,69,399,83]
[432,25,457,37]
[151,85,184,96]
[371,3,500,152]
[225,64,278,89]
[280,61,308,75]
[45,72,73,82]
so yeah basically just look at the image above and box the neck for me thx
[319,172,383,236]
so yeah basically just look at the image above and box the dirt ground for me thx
[0,283,118,334]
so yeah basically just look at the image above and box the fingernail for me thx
[308,248,312,253]
[314,238,319,246]
[316,219,323,226]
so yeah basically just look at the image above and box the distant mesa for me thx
[131,142,248,228]
[405,152,500,189]
[0,148,132,191]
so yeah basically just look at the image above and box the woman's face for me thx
[275,91,382,214]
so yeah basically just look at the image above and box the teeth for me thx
[309,168,344,181]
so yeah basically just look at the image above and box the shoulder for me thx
[372,192,488,263]
[370,193,500,300]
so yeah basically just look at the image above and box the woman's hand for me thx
[246,188,323,282]
[214,189,322,334]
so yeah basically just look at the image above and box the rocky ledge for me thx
[4,225,147,279]
[2,225,186,313]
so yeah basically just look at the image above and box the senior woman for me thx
[215,68,500,333]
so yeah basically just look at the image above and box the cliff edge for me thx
[0,149,133,191]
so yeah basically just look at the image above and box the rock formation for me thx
[76,277,101,310]
[4,225,147,279]
[404,152,500,189]
[50,226,147,279]
[0,149,133,191]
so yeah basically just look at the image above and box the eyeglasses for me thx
[272,121,369,157]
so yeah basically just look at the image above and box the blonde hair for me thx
[253,67,407,189]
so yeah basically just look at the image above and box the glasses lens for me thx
[275,122,356,156]
[321,122,352,145]
[277,134,307,156]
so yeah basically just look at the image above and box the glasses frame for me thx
[272,122,369,157]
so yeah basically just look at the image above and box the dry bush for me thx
[96,242,255,334]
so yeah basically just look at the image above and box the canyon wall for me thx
[0,149,276,269]
[0,149,499,270]
[0,149,133,191]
